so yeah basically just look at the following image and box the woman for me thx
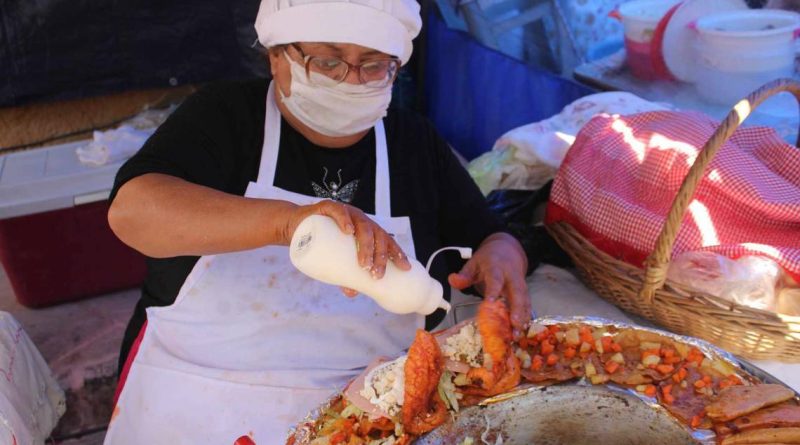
[104,0,530,442]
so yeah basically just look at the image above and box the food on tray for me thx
[706,384,796,422]
[719,427,800,445]
[288,303,798,445]
[714,402,800,437]
[456,299,520,400]
[402,330,448,435]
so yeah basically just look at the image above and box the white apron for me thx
[104,82,422,445]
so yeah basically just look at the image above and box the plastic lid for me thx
[661,0,748,82]
[0,141,123,219]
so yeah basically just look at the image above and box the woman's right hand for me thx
[284,200,411,280]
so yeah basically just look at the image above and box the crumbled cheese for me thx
[442,323,484,368]
[360,356,406,416]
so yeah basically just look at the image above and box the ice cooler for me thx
[0,141,146,308]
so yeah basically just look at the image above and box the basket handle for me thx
[639,78,800,303]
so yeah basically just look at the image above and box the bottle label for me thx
[297,233,313,252]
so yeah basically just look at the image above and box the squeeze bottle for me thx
[289,214,458,315]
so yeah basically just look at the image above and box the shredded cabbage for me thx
[339,403,364,419]
[437,371,463,412]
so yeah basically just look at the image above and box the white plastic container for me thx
[693,10,800,105]
[617,0,681,43]
[289,214,452,315]
[614,0,682,79]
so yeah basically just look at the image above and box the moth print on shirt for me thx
[311,167,360,203]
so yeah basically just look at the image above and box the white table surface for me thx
[573,50,799,146]
[441,264,800,392]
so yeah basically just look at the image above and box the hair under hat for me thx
[254,0,422,65]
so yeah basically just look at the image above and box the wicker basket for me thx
[547,78,800,362]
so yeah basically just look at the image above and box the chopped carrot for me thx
[605,361,620,374]
[535,330,550,342]
[541,340,555,356]
[330,431,347,444]
[644,385,657,397]
[662,385,675,404]
[564,346,577,359]
[728,375,743,386]
[702,375,712,384]
[694,380,706,389]
[690,415,703,429]
[519,337,529,349]
[600,336,613,352]
[719,379,733,390]
[687,348,705,365]
[661,348,682,364]
[546,354,559,366]
[579,332,594,344]
[656,364,675,374]
[610,342,622,353]
[672,368,688,383]
[531,355,544,371]
[548,325,560,334]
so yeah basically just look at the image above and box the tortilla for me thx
[708,385,796,422]
[720,427,800,444]
[714,402,800,437]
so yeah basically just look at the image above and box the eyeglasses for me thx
[288,43,400,89]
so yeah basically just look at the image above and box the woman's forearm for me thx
[108,173,297,258]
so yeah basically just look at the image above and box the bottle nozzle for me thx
[439,300,452,313]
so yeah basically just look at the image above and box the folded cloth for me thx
[546,110,800,282]
[0,312,65,444]
[468,92,668,195]
[76,125,155,166]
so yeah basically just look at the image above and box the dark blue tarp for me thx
[0,1,265,107]
[424,8,595,160]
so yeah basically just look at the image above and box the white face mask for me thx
[279,53,393,137]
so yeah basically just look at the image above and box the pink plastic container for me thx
[614,0,682,80]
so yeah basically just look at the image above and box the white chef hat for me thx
[254,0,422,65]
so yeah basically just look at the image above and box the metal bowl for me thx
[416,384,700,445]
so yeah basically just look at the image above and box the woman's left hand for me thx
[448,232,530,339]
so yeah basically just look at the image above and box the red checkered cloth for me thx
[545,110,800,282]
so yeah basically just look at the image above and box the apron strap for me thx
[256,81,282,187]
[374,119,391,218]
[257,81,393,218]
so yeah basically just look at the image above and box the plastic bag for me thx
[468,92,669,195]
[667,251,783,312]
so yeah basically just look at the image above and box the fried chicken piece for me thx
[478,299,513,367]
[707,384,795,422]
[402,329,448,435]
[460,299,520,397]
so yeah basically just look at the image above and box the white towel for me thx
[76,125,155,167]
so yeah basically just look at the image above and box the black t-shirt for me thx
[111,79,505,369]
